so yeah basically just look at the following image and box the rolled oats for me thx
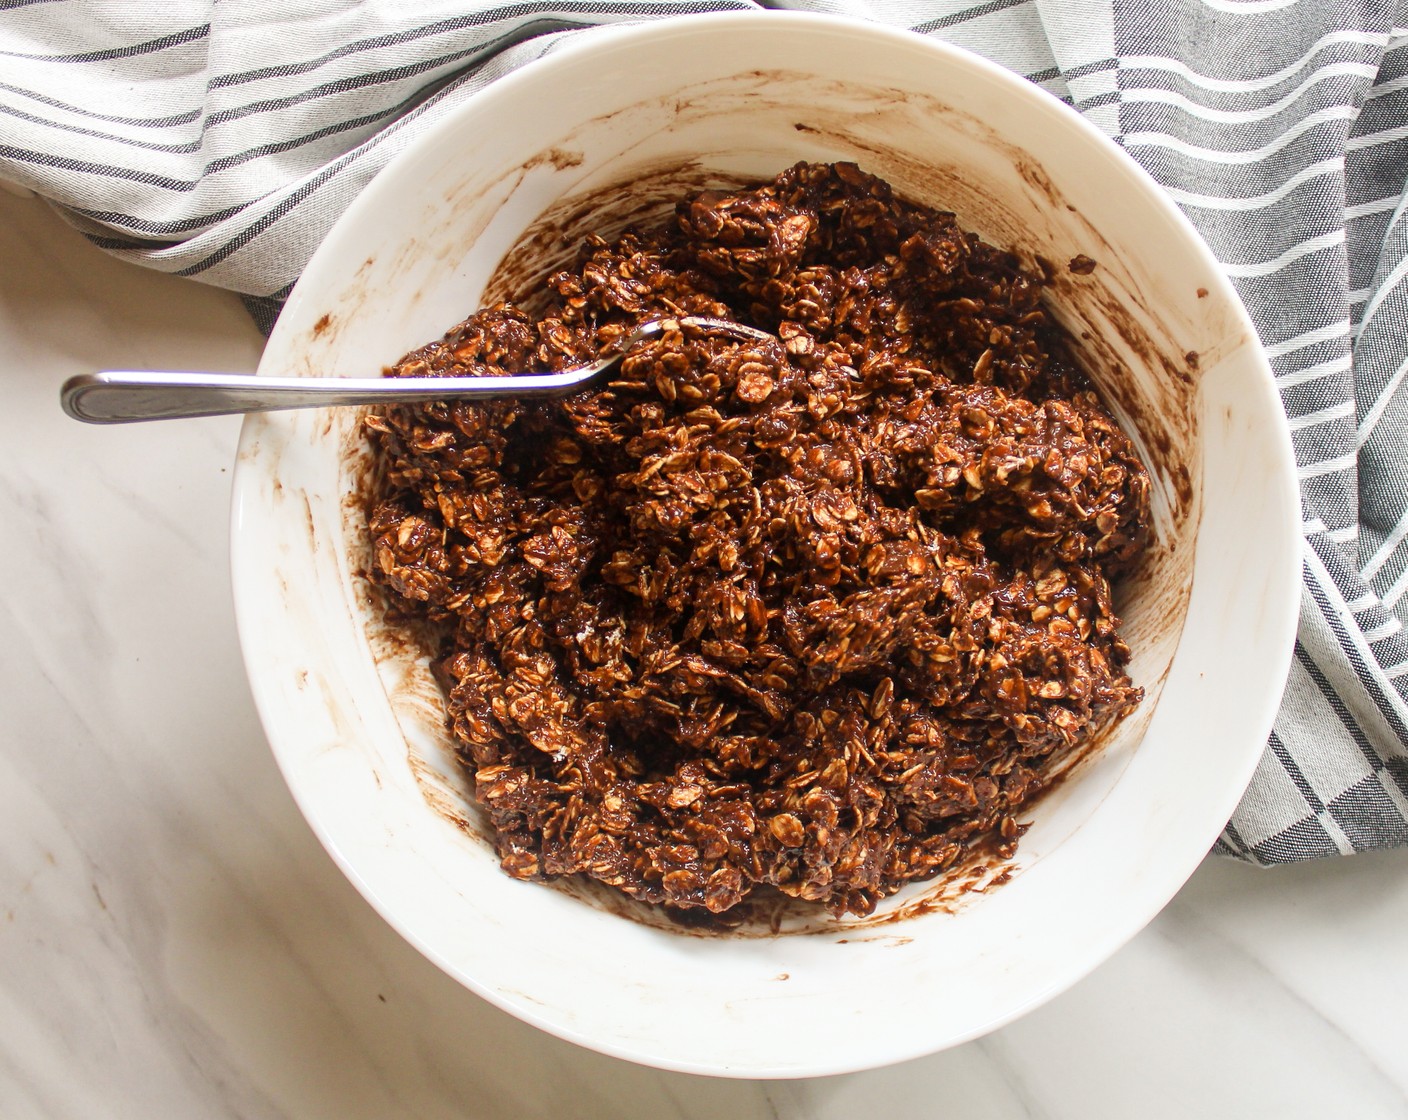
[365,162,1151,919]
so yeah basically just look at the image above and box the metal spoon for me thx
[60,315,773,424]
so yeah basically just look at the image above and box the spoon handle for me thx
[59,365,609,424]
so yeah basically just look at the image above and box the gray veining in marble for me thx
[3,189,1407,1120]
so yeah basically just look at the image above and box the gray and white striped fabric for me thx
[3,0,1405,863]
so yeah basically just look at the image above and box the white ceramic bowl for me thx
[231,12,1300,1078]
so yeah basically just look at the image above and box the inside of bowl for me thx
[329,77,1212,933]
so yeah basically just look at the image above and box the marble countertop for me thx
[4,186,1407,1120]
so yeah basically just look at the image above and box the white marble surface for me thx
[3,186,1407,1120]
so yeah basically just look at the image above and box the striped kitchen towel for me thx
[2,0,1405,863]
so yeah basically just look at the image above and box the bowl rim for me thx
[230,9,1302,1078]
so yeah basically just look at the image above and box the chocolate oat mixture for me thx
[365,162,1151,919]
